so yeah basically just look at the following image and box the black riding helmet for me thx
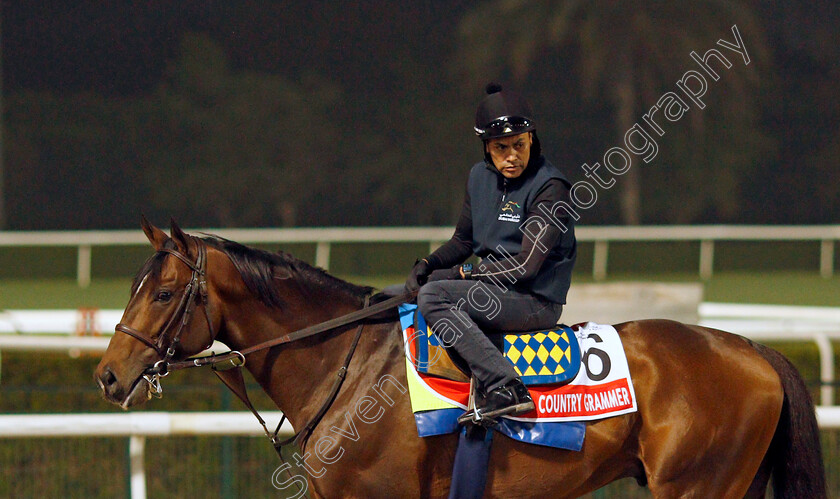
[474,83,541,165]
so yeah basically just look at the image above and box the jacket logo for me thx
[498,201,521,222]
[501,201,520,212]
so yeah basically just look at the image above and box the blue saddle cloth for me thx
[400,304,585,451]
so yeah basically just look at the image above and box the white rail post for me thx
[315,241,331,270]
[699,240,714,280]
[129,435,147,499]
[815,333,835,406]
[77,244,92,288]
[821,240,834,279]
[593,240,608,281]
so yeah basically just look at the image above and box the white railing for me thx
[0,412,293,499]
[0,308,229,355]
[3,303,840,402]
[0,408,838,499]
[1,302,839,498]
[1,225,838,286]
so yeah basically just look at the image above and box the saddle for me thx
[403,306,582,386]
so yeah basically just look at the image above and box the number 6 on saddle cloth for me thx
[401,305,582,387]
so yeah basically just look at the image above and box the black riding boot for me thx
[481,378,534,416]
[459,378,535,425]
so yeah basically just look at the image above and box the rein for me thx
[156,290,412,375]
[182,291,413,454]
[113,239,415,456]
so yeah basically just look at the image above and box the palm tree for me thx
[455,0,770,224]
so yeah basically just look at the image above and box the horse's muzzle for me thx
[96,366,121,401]
[95,366,152,409]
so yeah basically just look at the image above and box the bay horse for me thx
[95,219,826,498]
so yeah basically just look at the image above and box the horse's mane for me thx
[201,235,374,308]
[130,236,374,308]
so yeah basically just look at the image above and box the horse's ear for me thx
[141,214,169,251]
[169,218,191,253]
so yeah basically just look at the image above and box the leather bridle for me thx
[112,237,415,458]
[115,242,216,393]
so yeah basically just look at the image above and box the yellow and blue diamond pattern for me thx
[504,327,581,385]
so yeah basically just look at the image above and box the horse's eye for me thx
[155,290,173,302]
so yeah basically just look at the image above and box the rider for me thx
[405,83,577,420]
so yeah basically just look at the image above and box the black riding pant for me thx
[417,279,564,393]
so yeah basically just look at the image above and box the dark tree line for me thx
[1,1,838,229]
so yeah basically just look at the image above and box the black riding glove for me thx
[405,259,431,292]
[427,266,462,282]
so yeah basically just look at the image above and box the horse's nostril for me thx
[99,367,117,390]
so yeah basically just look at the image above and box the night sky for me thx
[4,1,838,98]
[2,1,839,228]
[1,1,475,96]
[4,2,186,95]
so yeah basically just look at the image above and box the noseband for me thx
[115,242,216,391]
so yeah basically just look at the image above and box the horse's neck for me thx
[220,291,396,429]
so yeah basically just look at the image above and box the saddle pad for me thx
[399,304,581,386]
[403,314,637,427]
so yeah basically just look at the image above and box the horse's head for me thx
[95,217,221,409]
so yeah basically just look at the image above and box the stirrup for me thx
[457,407,497,427]
[457,376,535,426]
[457,399,535,426]
[458,377,489,426]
